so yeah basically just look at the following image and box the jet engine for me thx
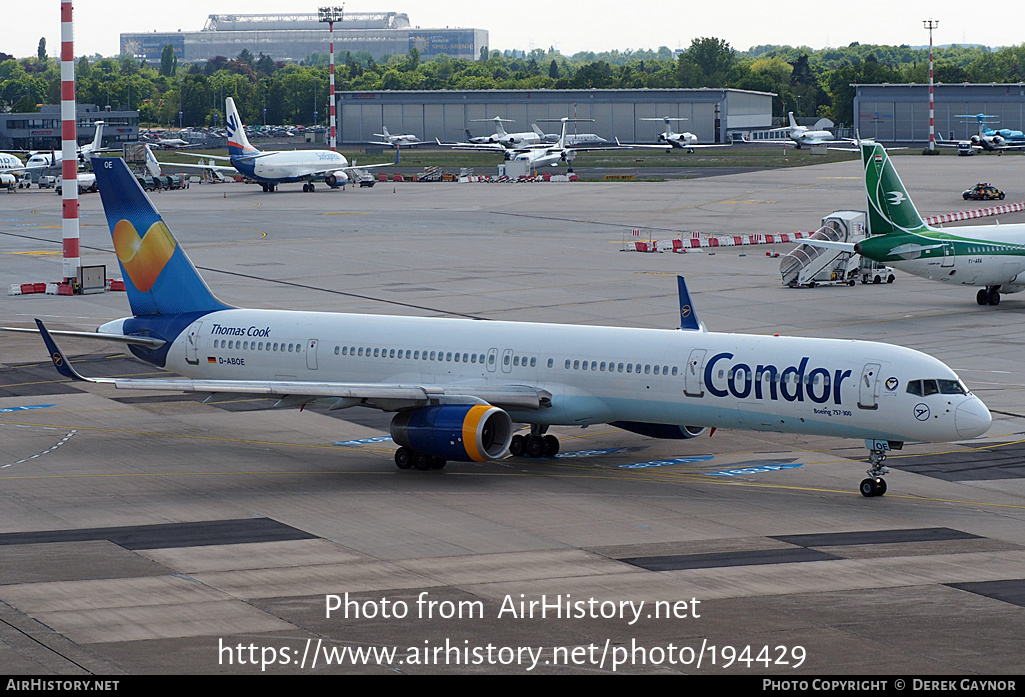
[325,171,349,188]
[610,421,707,439]
[390,405,514,461]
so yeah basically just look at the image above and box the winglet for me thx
[36,319,85,381]
[677,277,703,331]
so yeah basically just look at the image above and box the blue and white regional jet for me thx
[24,157,991,497]
[176,98,388,192]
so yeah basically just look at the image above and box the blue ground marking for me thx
[705,462,803,477]
[555,448,627,458]
[0,404,56,414]
[617,455,716,469]
[333,436,394,446]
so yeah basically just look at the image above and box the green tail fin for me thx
[862,142,929,235]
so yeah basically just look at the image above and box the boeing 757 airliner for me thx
[28,158,991,497]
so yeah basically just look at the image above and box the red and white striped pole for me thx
[329,20,336,151]
[924,19,939,153]
[60,0,79,283]
[319,6,343,152]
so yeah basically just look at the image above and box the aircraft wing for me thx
[175,152,233,162]
[1,325,166,348]
[436,139,508,152]
[158,160,238,173]
[35,320,548,412]
[615,138,732,150]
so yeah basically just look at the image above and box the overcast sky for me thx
[2,1,1016,62]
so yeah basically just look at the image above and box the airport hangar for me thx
[120,12,488,65]
[334,88,775,146]
[854,82,1025,143]
[0,103,138,151]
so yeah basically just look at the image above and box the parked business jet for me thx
[176,98,389,192]
[466,117,542,148]
[744,113,850,149]
[445,118,623,172]
[371,126,421,148]
[957,114,1025,152]
[20,157,991,496]
[621,117,732,153]
[807,142,1025,307]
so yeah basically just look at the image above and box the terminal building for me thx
[121,12,488,64]
[334,88,775,145]
[0,104,138,151]
[854,83,1025,143]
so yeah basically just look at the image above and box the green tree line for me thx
[3,38,1025,128]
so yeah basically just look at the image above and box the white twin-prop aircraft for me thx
[23,121,114,173]
[0,152,26,188]
[175,98,390,192]
[20,156,992,497]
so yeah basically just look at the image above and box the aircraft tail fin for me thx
[861,142,929,236]
[92,157,231,317]
[225,97,258,158]
[381,126,391,138]
[90,121,104,151]
[788,112,798,130]
[677,276,704,331]
[143,144,162,177]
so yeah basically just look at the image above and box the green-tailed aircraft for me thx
[808,142,1025,306]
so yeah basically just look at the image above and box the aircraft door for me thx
[185,321,202,365]
[684,349,706,397]
[306,339,319,370]
[501,349,513,374]
[486,348,498,373]
[858,362,881,410]
[942,243,955,268]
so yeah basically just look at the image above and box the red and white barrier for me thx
[624,231,810,253]
[925,201,1025,226]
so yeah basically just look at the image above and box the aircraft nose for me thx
[955,398,992,438]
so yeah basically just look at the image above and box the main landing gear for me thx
[394,447,446,471]
[302,182,317,193]
[508,425,560,458]
[260,183,278,193]
[860,440,892,497]
[977,286,1001,306]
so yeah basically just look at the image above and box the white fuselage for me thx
[893,224,1025,289]
[103,308,990,444]
[244,150,350,184]
[790,128,835,146]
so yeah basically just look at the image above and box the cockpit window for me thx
[938,379,967,395]
[907,379,967,396]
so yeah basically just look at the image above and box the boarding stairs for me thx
[779,219,854,287]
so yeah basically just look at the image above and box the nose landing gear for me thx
[860,439,897,497]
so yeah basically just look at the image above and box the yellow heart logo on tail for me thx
[112,219,177,292]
